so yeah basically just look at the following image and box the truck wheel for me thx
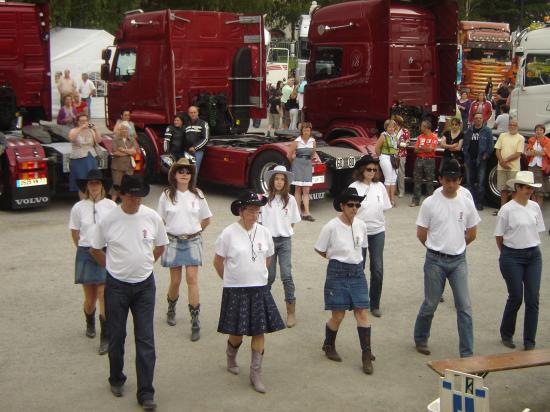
[249,151,289,193]
[485,158,500,208]
[0,159,12,210]
[137,132,156,182]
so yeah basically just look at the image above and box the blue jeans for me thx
[414,250,473,357]
[268,236,295,303]
[466,158,487,206]
[194,150,204,184]
[361,231,385,310]
[105,273,156,403]
[84,97,92,117]
[499,246,542,349]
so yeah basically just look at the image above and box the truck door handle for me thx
[337,97,343,107]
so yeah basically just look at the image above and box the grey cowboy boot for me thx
[166,296,178,326]
[226,340,241,375]
[84,309,96,338]
[188,304,200,342]
[250,349,266,393]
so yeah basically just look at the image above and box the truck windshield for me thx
[114,49,136,82]
[297,38,310,60]
[525,54,550,87]
[463,48,510,63]
[312,47,343,81]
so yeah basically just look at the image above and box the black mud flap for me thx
[11,185,50,209]
[232,47,252,134]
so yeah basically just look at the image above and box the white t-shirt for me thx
[434,185,474,203]
[260,194,301,237]
[214,222,274,287]
[315,217,369,264]
[416,191,481,255]
[92,205,169,283]
[157,189,212,235]
[494,113,509,133]
[69,198,117,247]
[348,181,392,235]
[494,199,545,249]
[79,79,96,99]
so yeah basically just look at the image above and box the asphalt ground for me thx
[1,177,550,412]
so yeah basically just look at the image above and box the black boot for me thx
[322,324,342,362]
[98,315,109,355]
[166,296,178,326]
[85,309,96,338]
[357,326,375,374]
[189,304,200,342]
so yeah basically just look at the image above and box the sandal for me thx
[302,215,315,222]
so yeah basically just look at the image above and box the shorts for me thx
[268,112,281,129]
[497,169,518,191]
[75,246,106,284]
[324,260,369,311]
[161,236,203,267]
[529,165,550,193]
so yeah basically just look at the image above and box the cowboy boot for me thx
[286,302,297,328]
[166,295,178,326]
[189,304,200,342]
[250,349,266,393]
[322,324,342,362]
[357,326,375,375]
[98,315,109,355]
[226,340,241,375]
[84,309,96,338]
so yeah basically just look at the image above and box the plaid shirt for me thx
[396,127,411,158]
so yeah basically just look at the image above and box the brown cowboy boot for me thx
[322,324,342,362]
[286,302,297,328]
[357,326,375,374]
[84,309,96,338]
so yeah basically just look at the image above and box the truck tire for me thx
[484,157,500,208]
[0,157,12,210]
[137,131,156,182]
[249,151,289,193]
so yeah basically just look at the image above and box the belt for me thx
[427,249,463,258]
[168,232,201,241]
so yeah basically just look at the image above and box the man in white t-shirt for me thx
[91,175,168,411]
[79,73,97,117]
[413,159,481,358]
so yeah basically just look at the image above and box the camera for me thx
[88,123,95,128]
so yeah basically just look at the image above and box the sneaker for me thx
[370,308,381,318]
[302,215,315,222]
[501,339,516,349]
[476,204,484,211]
[409,201,419,207]
[415,344,431,355]
[140,399,157,411]
[110,384,124,397]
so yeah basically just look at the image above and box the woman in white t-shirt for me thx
[213,191,285,393]
[495,171,546,351]
[348,155,392,318]
[69,169,116,355]
[260,165,301,327]
[158,158,212,342]
[314,188,375,375]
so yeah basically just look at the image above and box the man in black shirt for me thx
[184,106,209,181]
[463,113,494,210]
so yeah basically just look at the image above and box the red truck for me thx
[304,0,459,191]
[100,9,367,198]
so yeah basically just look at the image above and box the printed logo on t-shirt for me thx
[354,236,361,248]
[458,211,464,222]
[143,229,148,239]
[471,132,480,142]
[257,242,263,251]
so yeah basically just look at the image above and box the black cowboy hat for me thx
[113,174,150,197]
[354,154,380,170]
[230,190,268,216]
[439,159,463,178]
[333,187,365,212]
[76,169,112,193]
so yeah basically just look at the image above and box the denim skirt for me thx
[324,259,369,311]
[161,236,202,267]
[75,246,106,284]
[217,286,285,336]
[69,153,97,192]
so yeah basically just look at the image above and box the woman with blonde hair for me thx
[157,158,212,341]
[375,119,399,206]
[69,169,117,354]
[110,121,137,202]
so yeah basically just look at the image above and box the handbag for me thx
[123,138,136,169]
[385,134,400,169]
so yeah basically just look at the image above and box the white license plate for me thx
[310,191,326,200]
[312,175,325,184]
[16,178,48,188]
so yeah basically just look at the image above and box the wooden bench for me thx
[428,348,550,378]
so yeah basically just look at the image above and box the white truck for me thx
[509,23,550,136]
[294,14,310,84]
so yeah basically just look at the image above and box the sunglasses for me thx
[365,168,378,172]
[345,202,362,209]
[177,168,192,175]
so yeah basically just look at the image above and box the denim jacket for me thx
[463,125,494,163]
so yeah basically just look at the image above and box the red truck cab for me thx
[304,0,458,141]
[102,9,328,196]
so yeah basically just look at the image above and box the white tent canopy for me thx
[50,28,114,119]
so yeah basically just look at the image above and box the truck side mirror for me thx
[101,48,112,61]
[100,63,110,81]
